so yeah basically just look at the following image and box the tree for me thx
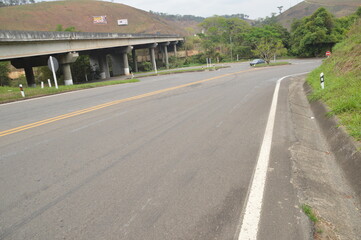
[252,39,287,64]
[199,16,251,59]
[290,8,344,57]
[0,62,10,86]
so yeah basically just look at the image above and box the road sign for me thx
[47,56,59,73]
[326,51,331,56]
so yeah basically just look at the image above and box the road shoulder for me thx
[289,76,361,239]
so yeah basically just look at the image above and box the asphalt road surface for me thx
[0,60,321,240]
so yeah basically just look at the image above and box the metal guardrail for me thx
[0,30,181,42]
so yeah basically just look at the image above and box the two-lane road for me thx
[0,60,321,239]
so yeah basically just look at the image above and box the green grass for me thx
[302,204,318,223]
[253,61,291,68]
[306,20,361,141]
[135,66,228,77]
[0,78,139,103]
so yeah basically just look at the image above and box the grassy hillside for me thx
[307,19,361,141]
[278,0,361,29]
[0,0,193,35]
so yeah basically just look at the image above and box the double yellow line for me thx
[0,68,257,138]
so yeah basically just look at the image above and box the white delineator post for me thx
[47,79,52,88]
[19,84,25,97]
[41,81,44,89]
[320,72,325,89]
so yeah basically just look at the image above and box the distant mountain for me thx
[277,0,361,29]
[0,0,195,35]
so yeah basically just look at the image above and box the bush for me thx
[10,75,28,87]
[138,61,152,72]
[188,53,207,64]
[0,62,10,86]
[71,55,91,83]
[169,56,185,68]
[35,66,53,84]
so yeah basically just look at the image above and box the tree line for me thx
[0,0,35,7]
[185,7,361,64]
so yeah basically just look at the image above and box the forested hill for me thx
[0,0,194,35]
[278,0,361,29]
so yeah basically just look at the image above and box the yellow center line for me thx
[0,68,259,137]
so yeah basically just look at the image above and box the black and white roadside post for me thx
[320,72,325,89]
[48,56,59,89]
[19,84,25,98]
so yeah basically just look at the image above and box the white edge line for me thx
[237,72,309,240]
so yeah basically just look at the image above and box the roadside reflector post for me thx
[41,81,44,89]
[320,72,325,89]
[47,79,52,88]
[19,84,25,97]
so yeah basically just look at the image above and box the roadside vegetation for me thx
[307,19,361,141]
[0,79,139,104]
[135,66,228,78]
[302,204,318,223]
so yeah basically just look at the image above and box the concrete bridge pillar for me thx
[132,48,138,73]
[59,52,79,85]
[173,41,178,57]
[162,42,170,69]
[108,46,131,76]
[110,53,123,76]
[24,65,36,87]
[89,55,100,73]
[122,46,132,76]
[149,43,158,72]
[98,54,110,79]
[62,63,72,86]
[122,52,130,75]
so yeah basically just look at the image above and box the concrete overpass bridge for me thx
[0,30,184,86]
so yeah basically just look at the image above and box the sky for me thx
[112,0,305,19]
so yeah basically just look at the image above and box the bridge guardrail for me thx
[0,30,181,42]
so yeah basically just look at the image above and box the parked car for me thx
[250,59,265,66]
